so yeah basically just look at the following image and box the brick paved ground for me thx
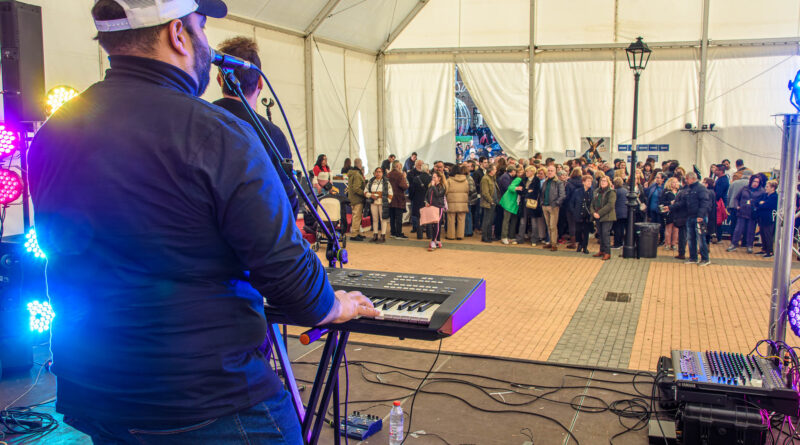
[310,225,800,371]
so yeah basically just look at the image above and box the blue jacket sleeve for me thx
[195,120,335,326]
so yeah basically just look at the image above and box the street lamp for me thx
[623,37,651,259]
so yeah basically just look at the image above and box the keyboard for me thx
[264,268,486,340]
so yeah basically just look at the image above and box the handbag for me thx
[420,206,441,225]
[526,198,538,209]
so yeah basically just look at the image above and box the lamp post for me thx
[622,37,652,259]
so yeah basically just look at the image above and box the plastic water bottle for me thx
[389,401,403,444]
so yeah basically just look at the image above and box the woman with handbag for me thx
[365,167,393,243]
[423,171,447,251]
[570,174,594,254]
[661,177,679,250]
[480,165,498,242]
[515,166,541,245]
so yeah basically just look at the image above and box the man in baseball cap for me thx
[28,1,376,443]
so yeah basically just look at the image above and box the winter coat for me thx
[367,176,392,216]
[569,186,594,222]
[592,186,617,222]
[659,190,676,224]
[756,192,778,226]
[472,168,486,195]
[497,172,513,196]
[539,177,566,207]
[499,177,522,214]
[564,176,583,204]
[727,178,749,209]
[409,171,431,215]
[615,187,628,220]
[519,175,543,217]
[733,186,765,220]
[671,188,689,226]
[480,175,498,209]
[714,175,730,207]
[445,174,470,213]
[387,169,408,209]
[346,168,366,206]
[467,175,479,205]
[670,182,710,220]
[425,183,447,209]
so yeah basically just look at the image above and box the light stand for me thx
[623,37,651,259]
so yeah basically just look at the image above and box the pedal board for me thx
[336,412,382,440]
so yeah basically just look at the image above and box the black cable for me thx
[0,406,58,443]
[400,339,442,445]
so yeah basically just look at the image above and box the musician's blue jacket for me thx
[28,55,334,427]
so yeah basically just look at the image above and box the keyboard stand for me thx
[267,322,349,445]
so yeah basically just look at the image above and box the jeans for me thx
[761,222,775,254]
[613,218,627,247]
[465,211,473,236]
[481,206,495,241]
[389,207,403,236]
[678,224,687,257]
[598,221,613,254]
[576,220,592,250]
[687,217,709,261]
[411,215,422,238]
[471,204,482,231]
[501,210,518,239]
[731,216,756,247]
[531,216,547,242]
[65,390,303,445]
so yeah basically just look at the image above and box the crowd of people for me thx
[330,152,779,263]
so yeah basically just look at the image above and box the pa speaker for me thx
[0,0,45,124]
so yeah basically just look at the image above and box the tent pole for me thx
[696,0,710,167]
[377,53,386,163]
[305,36,315,163]
[305,0,343,36]
[528,0,535,157]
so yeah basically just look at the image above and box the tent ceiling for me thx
[223,0,800,54]
[224,0,420,51]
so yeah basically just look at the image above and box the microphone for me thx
[210,49,253,70]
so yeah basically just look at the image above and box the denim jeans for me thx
[686,217,709,262]
[64,390,303,445]
[470,203,482,231]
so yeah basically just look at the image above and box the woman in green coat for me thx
[591,175,616,260]
[499,174,522,245]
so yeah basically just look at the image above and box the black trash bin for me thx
[635,222,660,258]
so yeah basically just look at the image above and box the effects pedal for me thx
[334,411,382,440]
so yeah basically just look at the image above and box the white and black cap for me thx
[94,0,227,32]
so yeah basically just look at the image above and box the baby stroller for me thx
[310,190,348,252]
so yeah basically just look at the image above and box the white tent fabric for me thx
[386,63,455,164]
[312,42,379,172]
[458,62,528,158]
[612,48,700,167]
[702,46,799,173]
[534,52,615,160]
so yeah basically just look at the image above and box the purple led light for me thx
[0,125,17,158]
[0,169,22,204]
[789,292,800,337]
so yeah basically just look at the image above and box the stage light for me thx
[27,300,54,333]
[46,86,78,116]
[788,292,800,337]
[0,169,22,204]
[24,228,45,259]
[0,124,17,158]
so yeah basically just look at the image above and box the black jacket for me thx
[425,183,447,208]
[213,98,298,217]
[756,192,778,226]
[569,186,594,221]
[409,171,431,213]
[670,181,711,220]
[28,56,335,427]
[659,190,676,224]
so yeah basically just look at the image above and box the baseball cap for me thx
[94,0,227,32]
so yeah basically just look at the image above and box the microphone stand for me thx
[220,69,346,268]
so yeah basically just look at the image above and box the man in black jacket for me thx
[212,36,298,217]
[667,173,711,265]
[29,1,377,442]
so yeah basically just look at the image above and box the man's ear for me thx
[257,76,264,92]
[217,72,223,87]
[167,19,190,57]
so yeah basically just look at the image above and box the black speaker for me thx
[0,234,47,375]
[0,0,45,124]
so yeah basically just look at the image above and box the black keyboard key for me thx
[417,302,433,312]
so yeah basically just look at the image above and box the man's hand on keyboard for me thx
[319,290,380,325]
